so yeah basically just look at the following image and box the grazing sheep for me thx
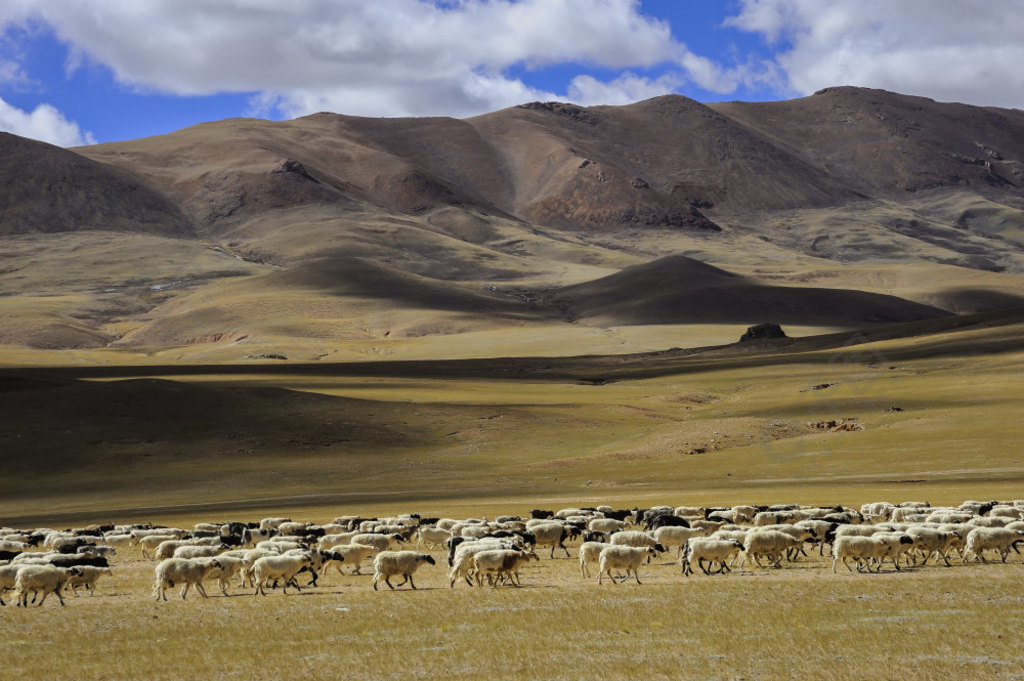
[964,527,1024,563]
[742,530,802,568]
[253,554,314,596]
[597,546,656,584]
[65,566,113,597]
[327,543,381,575]
[14,565,81,606]
[153,558,224,601]
[373,551,436,590]
[448,539,518,586]
[681,538,745,576]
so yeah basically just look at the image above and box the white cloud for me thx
[568,72,683,106]
[0,96,95,146]
[0,0,736,119]
[727,0,1024,108]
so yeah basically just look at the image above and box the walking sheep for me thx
[597,546,656,584]
[681,538,744,576]
[373,551,436,590]
[252,554,315,596]
[153,557,224,601]
[14,565,82,606]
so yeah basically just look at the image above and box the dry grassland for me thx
[2,538,1022,681]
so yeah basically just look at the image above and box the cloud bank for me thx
[728,0,1024,108]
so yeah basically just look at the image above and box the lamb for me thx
[153,557,224,601]
[327,543,381,575]
[372,551,436,590]
[578,541,614,578]
[597,546,656,584]
[472,548,539,587]
[65,565,113,597]
[681,538,745,576]
[252,554,314,595]
[449,539,518,586]
[13,565,81,606]
[964,527,1024,563]
[742,530,802,568]
[651,526,708,557]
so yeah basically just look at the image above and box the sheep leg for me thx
[407,574,417,589]
[631,569,642,585]
[196,582,209,598]
[37,590,50,607]
[698,558,712,576]
[180,583,190,600]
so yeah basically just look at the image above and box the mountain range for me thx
[3,86,1024,359]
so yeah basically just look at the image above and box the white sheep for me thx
[415,526,452,551]
[587,518,626,534]
[527,522,571,559]
[449,540,517,587]
[65,566,113,597]
[471,548,539,587]
[326,543,380,575]
[253,554,314,595]
[832,535,888,573]
[317,532,361,550]
[14,565,81,606]
[373,551,436,590]
[651,526,708,557]
[206,555,244,596]
[0,563,26,605]
[964,527,1024,563]
[609,530,665,560]
[259,517,292,530]
[681,538,745,576]
[578,541,614,578]
[742,530,802,568]
[350,533,406,554]
[597,546,656,584]
[173,544,228,560]
[905,527,957,566]
[153,557,224,601]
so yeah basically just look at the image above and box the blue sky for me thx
[1,1,1021,147]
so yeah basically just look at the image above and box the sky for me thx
[1,0,1022,147]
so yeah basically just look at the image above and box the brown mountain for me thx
[2,87,1024,354]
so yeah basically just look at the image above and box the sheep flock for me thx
[2,497,1023,605]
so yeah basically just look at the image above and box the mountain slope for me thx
[543,255,952,326]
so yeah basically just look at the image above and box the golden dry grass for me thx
[2,533,1023,681]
